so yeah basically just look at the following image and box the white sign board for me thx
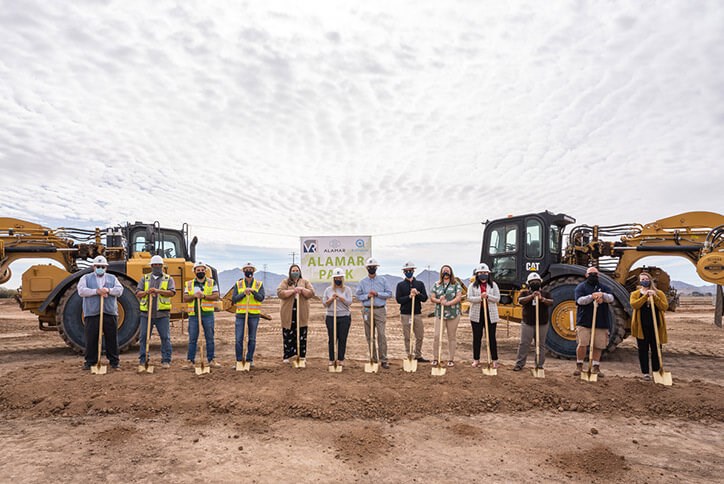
[300,236,372,283]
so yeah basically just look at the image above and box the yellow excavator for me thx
[0,218,215,352]
[479,211,723,358]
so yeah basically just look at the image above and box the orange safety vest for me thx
[235,279,263,314]
[185,278,216,315]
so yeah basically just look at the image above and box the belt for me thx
[367,305,386,309]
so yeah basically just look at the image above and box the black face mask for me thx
[195,272,205,279]
[404,270,414,279]
[587,274,599,286]
[334,279,343,286]
[442,271,451,278]
[529,282,541,291]
[477,274,488,283]
[367,266,377,275]
[640,280,651,288]
[244,271,254,278]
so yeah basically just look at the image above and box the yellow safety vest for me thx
[235,279,263,314]
[185,278,216,315]
[139,274,172,312]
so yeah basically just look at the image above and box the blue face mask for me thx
[95,267,106,276]
[404,270,414,279]
[641,280,651,288]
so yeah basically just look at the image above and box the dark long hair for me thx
[287,264,303,285]
[438,265,455,284]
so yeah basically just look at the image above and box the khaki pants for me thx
[363,306,388,362]
[432,315,460,361]
[400,313,424,359]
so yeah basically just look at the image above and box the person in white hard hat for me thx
[231,262,265,366]
[513,272,553,371]
[356,258,393,368]
[467,263,501,368]
[430,264,463,367]
[277,264,315,362]
[77,255,124,370]
[321,267,353,366]
[135,255,176,369]
[395,261,429,362]
[182,261,221,368]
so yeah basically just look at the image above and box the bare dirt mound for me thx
[548,445,630,481]
[334,424,392,468]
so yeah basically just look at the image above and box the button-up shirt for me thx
[355,275,392,308]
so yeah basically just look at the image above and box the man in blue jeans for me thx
[182,261,221,369]
[231,262,265,367]
[135,255,176,369]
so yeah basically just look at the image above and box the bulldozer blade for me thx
[292,357,306,369]
[482,365,497,376]
[90,363,107,375]
[653,369,673,386]
[580,371,597,382]
[531,367,545,379]
[364,361,379,373]
[431,365,446,377]
[402,357,417,373]
[236,361,251,372]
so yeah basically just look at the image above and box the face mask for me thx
[640,280,651,288]
[442,271,451,278]
[477,274,488,282]
[196,271,205,279]
[152,268,163,277]
[587,274,598,285]
[290,272,300,280]
[530,282,541,290]
[367,266,377,275]
[334,279,343,286]
[244,271,254,278]
[404,270,414,279]
[95,267,105,276]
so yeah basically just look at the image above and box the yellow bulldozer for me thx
[479,211,724,358]
[0,218,216,352]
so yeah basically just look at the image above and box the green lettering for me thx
[325,257,333,266]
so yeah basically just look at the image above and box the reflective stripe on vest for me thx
[235,279,263,314]
[186,278,216,315]
[139,274,172,312]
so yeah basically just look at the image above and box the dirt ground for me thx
[1,296,723,483]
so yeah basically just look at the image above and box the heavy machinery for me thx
[0,217,216,352]
[480,211,724,358]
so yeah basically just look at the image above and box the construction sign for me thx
[300,236,372,283]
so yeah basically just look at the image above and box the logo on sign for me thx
[329,239,341,248]
[303,239,318,253]
[355,239,365,248]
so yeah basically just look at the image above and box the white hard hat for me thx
[332,267,345,278]
[402,261,416,270]
[149,255,164,266]
[526,272,542,283]
[474,263,490,273]
[242,262,256,270]
[92,255,108,267]
[193,261,206,270]
[365,258,379,267]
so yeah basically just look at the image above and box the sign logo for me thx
[329,239,341,248]
[303,239,318,253]
[355,239,365,248]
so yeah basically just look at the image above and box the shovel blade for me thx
[195,364,210,375]
[334,364,343,373]
[90,364,107,375]
[236,361,251,372]
[580,371,598,382]
[402,358,418,373]
[137,364,155,374]
[431,366,446,376]
[532,368,545,379]
[653,370,673,386]
[482,366,497,376]
[292,358,306,369]
[364,362,378,373]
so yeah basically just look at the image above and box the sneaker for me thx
[642,374,651,381]
[161,362,171,369]
[493,361,499,369]
[249,361,255,368]
[416,357,430,363]
[471,360,480,368]
[182,360,195,370]
[110,363,121,370]
[573,363,583,376]
[447,361,455,367]
[381,361,390,369]
[282,358,290,364]
[209,359,222,368]
[431,360,439,366]
[592,365,604,378]
[82,363,92,370]
[512,365,523,372]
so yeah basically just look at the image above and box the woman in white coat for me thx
[467,263,501,368]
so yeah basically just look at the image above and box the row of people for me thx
[79,257,668,380]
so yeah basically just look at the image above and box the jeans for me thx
[235,313,260,362]
[187,313,215,362]
[325,314,351,361]
[138,314,172,364]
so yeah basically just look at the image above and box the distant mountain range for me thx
[670,280,717,296]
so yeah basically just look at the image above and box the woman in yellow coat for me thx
[629,272,668,381]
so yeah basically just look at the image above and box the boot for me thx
[573,362,583,376]
[592,365,604,378]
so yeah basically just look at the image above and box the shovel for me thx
[431,304,446,376]
[482,298,497,376]
[292,293,306,368]
[138,294,155,374]
[236,301,251,372]
[402,295,418,373]
[195,298,210,375]
[531,296,545,379]
[90,297,108,375]
[328,298,343,373]
[581,301,599,382]
[649,295,672,386]
[364,296,379,373]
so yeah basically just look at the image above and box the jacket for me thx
[277,278,315,329]
[630,288,668,343]
[395,278,429,315]
[468,281,500,323]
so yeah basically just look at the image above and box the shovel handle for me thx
[587,302,599,374]
[648,295,666,369]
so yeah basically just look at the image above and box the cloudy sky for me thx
[1,0,723,286]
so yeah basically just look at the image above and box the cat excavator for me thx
[479,211,724,358]
[0,217,216,353]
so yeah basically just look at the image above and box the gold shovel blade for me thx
[195,363,210,375]
[402,357,418,373]
[531,368,545,379]
[580,371,598,382]
[236,361,251,372]
[328,363,343,373]
[90,364,107,375]
[482,365,497,376]
[653,370,673,386]
[292,358,306,369]
[364,362,379,373]
[137,364,154,374]
[431,365,446,376]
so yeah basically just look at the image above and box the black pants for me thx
[637,320,661,374]
[471,320,498,361]
[325,315,351,361]
[84,313,119,366]
[283,322,307,359]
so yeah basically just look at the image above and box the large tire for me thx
[56,277,141,353]
[546,276,628,358]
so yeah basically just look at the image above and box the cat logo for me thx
[303,239,318,253]
[526,262,541,272]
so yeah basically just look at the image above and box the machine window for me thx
[525,219,543,259]
[491,256,516,283]
[488,224,518,254]
[550,226,561,254]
